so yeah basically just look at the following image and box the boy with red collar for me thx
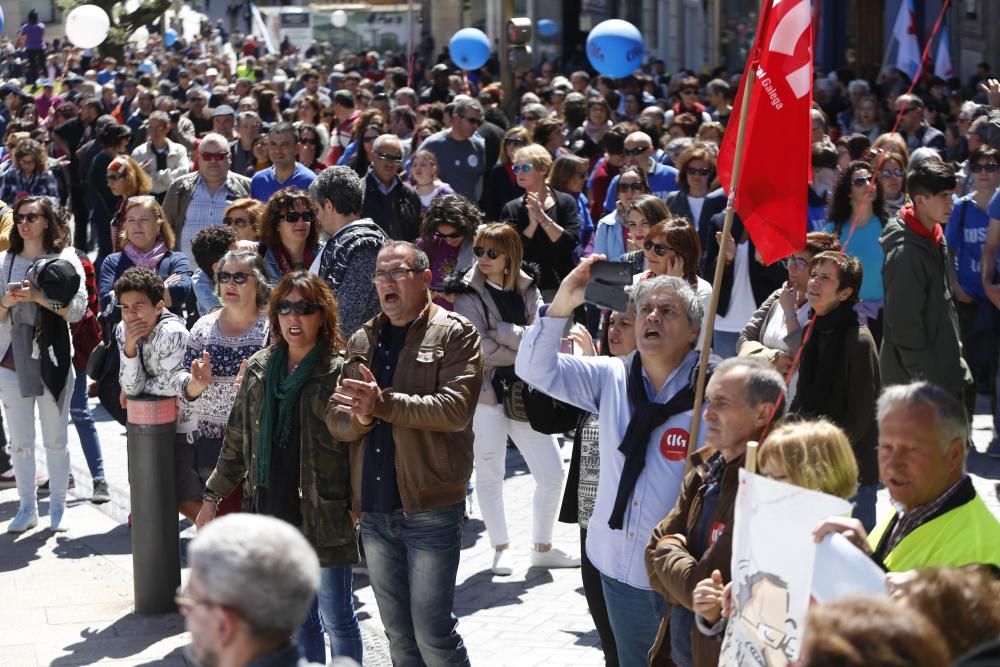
[880,160,973,408]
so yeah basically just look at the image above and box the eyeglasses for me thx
[643,240,669,256]
[223,216,251,228]
[217,271,250,285]
[14,213,42,224]
[901,106,922,114]
[784,256,809,270]
[880,168,905,178]
[473,246,503,259]
[512,163,534,174]
[624,146,650,157]
[281,211,315,223]
[506,138,526,147]
[619,181,645,193]
[687,167,711,176]
[106,173,123,182]
[371,268,420,284]
[276,300,321,316]
[376,151,403,162]
[299,138,319,146]
[200,151,229,162]
[851,176,873,187]
[970,162,1000,174]
[458,114,482,126]
[435,230,464,240]
[363,136,378,143]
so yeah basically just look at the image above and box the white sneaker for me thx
[530,547,581,569]
[491,548,513,576]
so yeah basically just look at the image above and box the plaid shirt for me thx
[882,476,968,556]
[0,166,60,206]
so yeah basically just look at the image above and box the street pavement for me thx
[2,395,999,666]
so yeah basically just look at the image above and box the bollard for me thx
[126,395,180,614]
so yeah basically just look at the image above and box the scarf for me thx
[124,241,168,270]
[608,353,696,530]
[899,203,943,246]
[795,299,857,423]
[271,242,315,276]
[255,342,325,488]
[672,101,707,116]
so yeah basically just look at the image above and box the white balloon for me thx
[332,9,348,28]
[66,5,111,49]
[130,25,149,45]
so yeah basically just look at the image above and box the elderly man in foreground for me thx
[516,255,708,667]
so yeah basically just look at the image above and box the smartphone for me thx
[589,260,633,286]
[585,280,630,313]
[6,282,23,292]
[560,338,575,355]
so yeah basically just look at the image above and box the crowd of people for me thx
[1,16,1000,667]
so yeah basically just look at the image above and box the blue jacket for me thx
[593,210,627,261]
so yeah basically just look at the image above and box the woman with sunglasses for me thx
[594,166,649,265]
[666,146,726,248]
[483,126,531,222]
[179,250,270,505]
[222,198,264,244]
[98,196,192,321]
[347,123,383,178]
[295,123,328,174]
[449,223,580,576]
[0,196,88,533]
[736,232,841,402]
[415,194,478,310]
[663,76,712,128]
[636,218,712,313]
[501,144,580,299]
[623,194,670,277]
[877,151,909,218]
[196,271,362,665]
[409,150,455,210]
[825,160,888,345]
[0,138,59,207]
[259,187,321,284]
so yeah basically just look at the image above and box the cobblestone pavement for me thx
[2,396,998,666]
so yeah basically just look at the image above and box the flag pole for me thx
[684,61,757,472]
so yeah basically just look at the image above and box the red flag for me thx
[717,0,814,265]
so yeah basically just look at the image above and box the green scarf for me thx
[255,342,326,488]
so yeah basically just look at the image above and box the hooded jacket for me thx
[879,212,972,399]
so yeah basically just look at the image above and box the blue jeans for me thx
[600,573,668,667]
[295,566,362,663]
[851,483,878,533]
[713,330,741,359]
[69,368,105,480]
[361,503,470,667]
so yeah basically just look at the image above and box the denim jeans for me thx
[361,503,470,667]
[296,566,363,663]
[69,368,105,480]
[851,483,879,533]
[600,573,668,667]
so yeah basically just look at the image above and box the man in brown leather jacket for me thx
[644,357,785,667]
[327,240,483,667]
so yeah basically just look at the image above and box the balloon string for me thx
[756,0,952,446]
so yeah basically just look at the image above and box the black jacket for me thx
[702,212,786,317]
[361,172,422,242]
[500,190,580,292]
[666,188,727,256]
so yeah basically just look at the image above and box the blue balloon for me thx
[586,19,644,79]
[0,6,5,34]
[164,28,178,47]
[537,19,559,38]
[449,28,490,71]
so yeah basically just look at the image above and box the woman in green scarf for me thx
[195,270,362,664]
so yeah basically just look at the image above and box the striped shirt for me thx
[181,176,231,262]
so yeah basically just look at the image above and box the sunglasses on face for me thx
[106,173,123,182]
[200,151,229,162]
[14,213,42,224]
[435,230,464,240]
[281,211,315,223]
[970,162,1000,174]
[217,271,250,285]
[687,167,711,176]
[680,87,698,94]
[880,168,905,178]
[506,138,526,147]
[473,246,502,259]
[276,299,321,316]
[902,106,922,114]
[299,138,319,146]
[512,163,534,174]
[624,146,650,157]
[619,181,645,193]
[458,114,482,126]
[376,151,403,162]
[223,216,251,227]
[644,240,669,256]
[852,176,873,187]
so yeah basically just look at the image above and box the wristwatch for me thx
[49,300,64,312]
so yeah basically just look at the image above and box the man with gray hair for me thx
[418,95,486,201]
[180,514,327,667]
[646,355,785,667]
[309,166,388,338]
[516,259,717,666]
[816,381,1000,573]
[360,134,421,241]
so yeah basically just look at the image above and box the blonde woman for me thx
[222,198,265,243]
[450,223,580,575]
